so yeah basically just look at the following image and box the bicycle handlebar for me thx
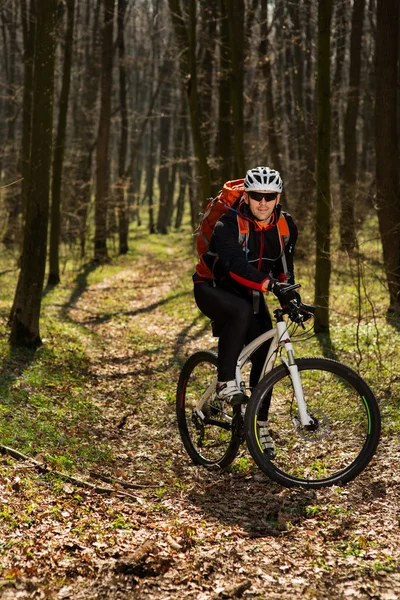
[269,283,316,324]
[274,299,316,324]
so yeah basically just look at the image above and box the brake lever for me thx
[287,299,312,326]
[280,283,301,295]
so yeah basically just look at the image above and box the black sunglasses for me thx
[248,191,278,202]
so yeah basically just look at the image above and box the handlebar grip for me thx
[279,283,301,295]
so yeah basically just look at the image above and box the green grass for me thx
[230,455,255,474]
[0,326,112,470]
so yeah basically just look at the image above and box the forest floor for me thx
[0,231,400,599]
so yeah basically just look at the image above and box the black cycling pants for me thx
[194,280,272,387]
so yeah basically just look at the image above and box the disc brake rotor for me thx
[292,409,330,441]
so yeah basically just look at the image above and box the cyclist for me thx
[193,166,299,457]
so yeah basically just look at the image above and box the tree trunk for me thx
[48,0,76,285]
[117,0,129,255]
[166,117,183,228]
[314,0,333,334]
[175,106,190,229]
[2,0,20,248]
[224,0,245,174]
[331,0,347,174]
[215,0,233,183]
[188,180,200,231]
[174,166,187,230]
[19,0,36,222]
[198,0,217,154]
[288,1,305,156]
[282,1,297,172]
[340,0,365,253]
[69,0,101,257]
[165,96,185,229]
[259,0,284,197]
[290,0,315,218]
[274,2,287,174]
[166,161,178,229]
[358,0,376,211]
[303,0,315,161]
[167,0,212,202]
[375,0,400,309]
[146,118,156,235]
[10,0,57,347]
[94,0,114,262]
[157,66,173,234]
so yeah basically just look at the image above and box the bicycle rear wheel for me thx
[176,351,242,468]
[244,357,381,489]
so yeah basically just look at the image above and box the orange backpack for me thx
[194,179,245,258]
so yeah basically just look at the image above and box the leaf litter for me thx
[0,252,399,599]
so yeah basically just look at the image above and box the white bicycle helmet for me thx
[244,166,283,193]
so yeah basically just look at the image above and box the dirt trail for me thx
[2,254,400,599]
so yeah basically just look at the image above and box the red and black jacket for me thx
[194,200,297,296]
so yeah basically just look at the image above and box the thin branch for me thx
[0,177,23,190]
[0,444,142,502]
[89,471,162,490]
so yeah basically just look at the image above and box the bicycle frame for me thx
[194,317,314,428]
[236,319,314,427]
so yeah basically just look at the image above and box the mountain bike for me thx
[176,285,381,489]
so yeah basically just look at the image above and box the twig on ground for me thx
[0,444,142,503]
[213,579,252,599]
[89,471,162,489]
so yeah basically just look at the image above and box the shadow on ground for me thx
[181,465,316,538]
[72,290,192,326]
[77,316,211,381]
[60,261,100,310]
[315,331,339,361]
[0,345,38,391]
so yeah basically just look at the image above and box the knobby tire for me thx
[176,351,242,468]
[244,357,380,489]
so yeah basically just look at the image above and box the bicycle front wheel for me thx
[245,357,381,489]
[176,351,242,468]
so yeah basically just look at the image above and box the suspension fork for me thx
[277,321,314,428]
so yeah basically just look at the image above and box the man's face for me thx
[244,191,280,223]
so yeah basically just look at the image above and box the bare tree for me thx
[224,0,245,174]
[375,0,400,311]
[94,0,115,262]
[10,0,58,347]
[167,0,212,201]
[314,0,333,334]
[19,0,36,220]
[259,0,284,190]
[1,0,20,247]
[68,0,101,257]
[117,0,129,254]
[215,0,233,182]
[48,0,76,285]
[340,0,365,253]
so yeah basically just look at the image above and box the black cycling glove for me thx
[268,279,301,307]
